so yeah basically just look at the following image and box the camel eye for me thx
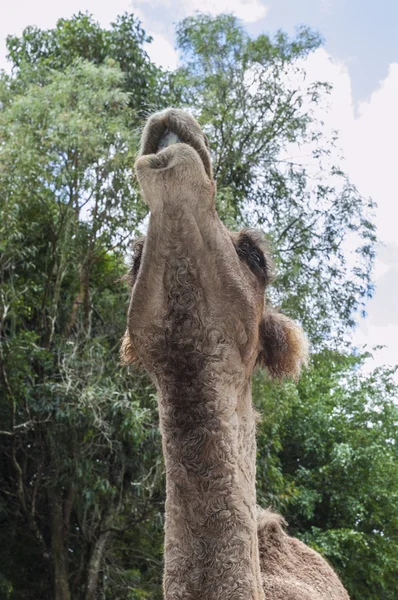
[236,236,267,278]
[249,248,264,269]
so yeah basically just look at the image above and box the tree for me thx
[254,352,398,600]
[174,14,376,343]
[0,59,163,600]
[5,12,164,115]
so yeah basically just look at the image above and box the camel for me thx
[121,108,350,600]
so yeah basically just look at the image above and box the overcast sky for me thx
[1,0,397,373]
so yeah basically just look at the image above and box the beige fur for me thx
[257,510,348,599]
[122,108,349,600]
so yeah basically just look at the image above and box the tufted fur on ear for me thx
[258,311,309,380]
[120,330,142,368]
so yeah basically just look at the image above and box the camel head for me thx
[122,109,308,386]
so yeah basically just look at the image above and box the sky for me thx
[1,0,397,373]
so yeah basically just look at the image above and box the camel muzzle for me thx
[138,108,213,179]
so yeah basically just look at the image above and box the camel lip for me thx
[142,123,199,157]
[140,118,211,177]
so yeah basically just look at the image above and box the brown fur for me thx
[258,311,309,380]
[122,108,349,599]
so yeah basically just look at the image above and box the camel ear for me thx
[258,312,309,380]
[120,330,143,368]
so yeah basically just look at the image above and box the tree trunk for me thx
[50,491,71,600]
[82,262,91,334]
[85,532,110,600]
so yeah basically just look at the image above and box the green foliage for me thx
[5,12,163,114]
[0,574,13,599]
[0,11,395,600]
[255,352,398,599]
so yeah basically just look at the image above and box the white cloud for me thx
[133,0,269,24]
[284,49,398,373]
[347,64,398,244]
[144,33,178,70]
[297,50,398,249]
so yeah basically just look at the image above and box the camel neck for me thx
[157,377,265,600]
